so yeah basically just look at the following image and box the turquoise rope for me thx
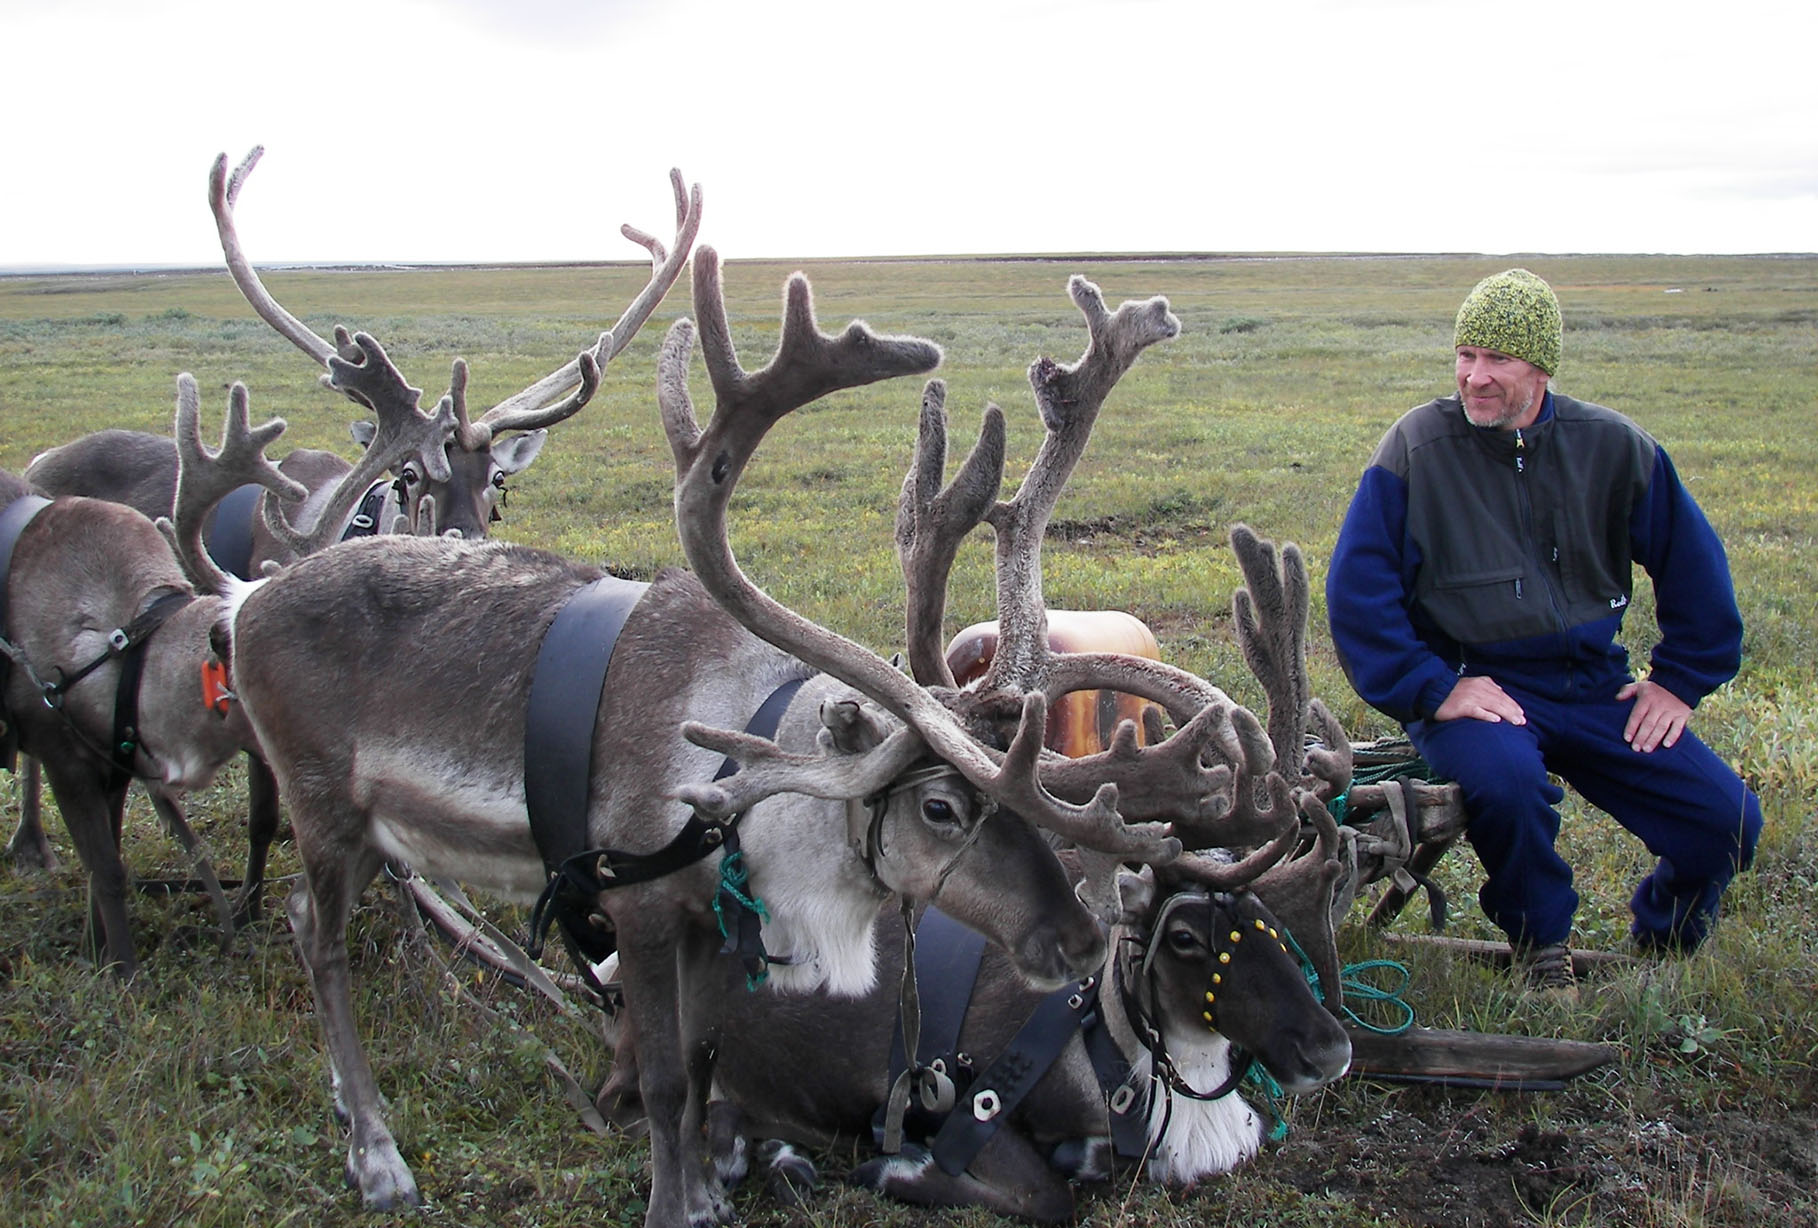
[711,850,772,988]
[1246,925,1416,1139]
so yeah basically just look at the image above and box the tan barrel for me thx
[944,610,1161,758]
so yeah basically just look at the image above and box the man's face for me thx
[1455,345,1550,430]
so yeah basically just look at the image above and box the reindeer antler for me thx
[661,253,1178,861]
[1248,788,1350,1013]
[164,374,311,594]
[211,147,701,469]
[894,380,1004,688]
[1163,774,1304,891]
[256,332,462,561]
[457,167,702,448]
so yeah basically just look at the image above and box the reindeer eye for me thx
[491,470,507,490]
[1165,925,1203,955]
[921,797,962,828]
[400,464,421,486]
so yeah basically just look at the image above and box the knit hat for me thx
[1454,268,1561,375]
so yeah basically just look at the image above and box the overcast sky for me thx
[2,0,1812,268]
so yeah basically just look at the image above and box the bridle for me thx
[1120,888,1289,1107]
[853,761,998,896]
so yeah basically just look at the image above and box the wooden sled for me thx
[1345,1022,1619,1090]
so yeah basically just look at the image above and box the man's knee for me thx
[1413,718,1552,801]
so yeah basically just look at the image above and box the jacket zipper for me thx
[1512,426,1576,692]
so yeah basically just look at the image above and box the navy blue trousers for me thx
[1407,683,1761,951]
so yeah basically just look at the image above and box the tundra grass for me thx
[1,252,1815,1227]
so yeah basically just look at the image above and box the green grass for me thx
[2,252,1816,1227]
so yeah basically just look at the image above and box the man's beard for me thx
[1462,385,1537,430]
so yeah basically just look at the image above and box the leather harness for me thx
[204,478,397,581]
[881,895,1262,1176]
[0,493,194,786]
[520,573,807,992]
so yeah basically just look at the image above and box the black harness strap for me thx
[874,902,1102,1176]
[202,482,265,581]
[340,479,398,539]
[876,906,989,1152]
[524,575,650,875]
[103,591,195,789]
[1077,976,1151,1159]
[520,573,809,989]
[523,676,808,977]
[0,495,52,771]
[930,971,1100,1176]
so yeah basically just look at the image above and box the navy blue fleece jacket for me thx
[1327,391,1743,724]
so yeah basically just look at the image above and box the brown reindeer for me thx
[9,155,701,928]
[208,252,1312,1228]
[0,391,304,974]
[679,846,1349,1221]
[652,526,1359,1221]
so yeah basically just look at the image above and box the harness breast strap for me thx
[202,483,265,582]
[524,575,650,873]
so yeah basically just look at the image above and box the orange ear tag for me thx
[201,659,234,715]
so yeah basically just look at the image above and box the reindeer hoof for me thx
[4,836,58,873]
[345,1141,421,1209]
[757,1140,818,1205]
[851,1143,933,1191]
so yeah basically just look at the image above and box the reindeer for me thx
[207,247,1324,1228]
[0,417,301,974]
[27,147,649,551]
[681,846,1348,1222]
[649,526,1359,1221]
[8,156,701,933]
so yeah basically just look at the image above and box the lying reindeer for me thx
[680,845,1349,1222]
[7,153,701,931]
[609,525,1358,1221]
[203,247,1305,1228]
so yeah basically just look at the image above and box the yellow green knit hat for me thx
[1454,268,1561,375]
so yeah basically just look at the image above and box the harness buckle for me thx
[108,628,131,653]
[1109,1084,1137,1115]
[917,1063,957,1113]
[971,1089,1002,1122]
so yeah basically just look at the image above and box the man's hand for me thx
[1618,679,1690,752]
[1435,675,1527,724]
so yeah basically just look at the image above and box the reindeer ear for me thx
[1114,864,1157,924]
[818,696,892,754]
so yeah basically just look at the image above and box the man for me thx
[1326,268,1762,995]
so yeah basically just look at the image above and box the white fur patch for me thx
[1135,1042,1265,1184]
[358,743,544,901]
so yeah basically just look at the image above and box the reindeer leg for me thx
[4,757,59,871]
[618,909,734,1228]
[232,752,280,926]
[596,1012,648,1132]
[851,1128,1075,1223]
[147,787,235,952]
[285,835,418,1209]
[39,759,138,977]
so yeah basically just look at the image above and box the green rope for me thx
[1324,735,1448,828]
[1247,925,1417,1139]
[711,850,771,988]
[1334,959,1417,1036]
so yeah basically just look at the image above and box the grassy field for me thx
[1,251,1815,1227]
